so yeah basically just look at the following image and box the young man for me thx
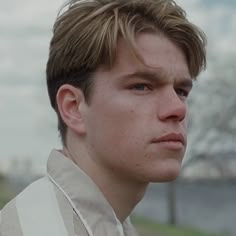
[0,0,206,235]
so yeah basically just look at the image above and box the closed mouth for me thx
[152,133,185,146]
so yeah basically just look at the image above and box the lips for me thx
[151,133,186,146]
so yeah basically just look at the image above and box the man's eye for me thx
[130,84,150,91]
[176,88,189,98]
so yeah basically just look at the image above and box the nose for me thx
[158,89,187,122]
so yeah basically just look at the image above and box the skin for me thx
[57,32,192,222]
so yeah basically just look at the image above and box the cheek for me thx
[85,93,153,159]
[87,110,147,164]
[100,111,145,149]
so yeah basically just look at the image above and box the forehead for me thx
[110,33,190,80]
[94,32,191,89]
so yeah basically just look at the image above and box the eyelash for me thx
[129,83,152,91]
[176,88,189,98]
[129,84,190,99]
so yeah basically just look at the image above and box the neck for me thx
[63,137,148,223]
[101,175,148,222]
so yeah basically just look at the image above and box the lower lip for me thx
[153,141,184,150]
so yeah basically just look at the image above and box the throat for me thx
[100,178,148,223]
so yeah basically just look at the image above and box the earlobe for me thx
[56,85,87,135]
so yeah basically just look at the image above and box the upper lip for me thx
[152,133,186,145]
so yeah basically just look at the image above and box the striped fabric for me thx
[0,150,139,236]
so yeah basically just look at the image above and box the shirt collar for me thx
[47,150,138,236]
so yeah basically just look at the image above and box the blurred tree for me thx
[183,56,236,174]
[167,56,236,224]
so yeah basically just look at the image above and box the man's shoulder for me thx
[1,177,54,213]
[0,177,74,236]
[0,177,47,212]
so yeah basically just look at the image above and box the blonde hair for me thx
[46,0,207,143]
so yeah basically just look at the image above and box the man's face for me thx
[83,33,192,184]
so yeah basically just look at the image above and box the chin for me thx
[157,172,180,183]
[149,173,179,183]
[149,162,182,183]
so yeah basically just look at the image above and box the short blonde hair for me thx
[46,0,207,143]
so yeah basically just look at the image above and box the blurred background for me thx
[0,0,236,235]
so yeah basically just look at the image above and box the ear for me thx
[56,84,87,135]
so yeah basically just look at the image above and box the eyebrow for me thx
[120,70,193,90]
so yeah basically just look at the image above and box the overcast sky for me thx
[0,0,235,173]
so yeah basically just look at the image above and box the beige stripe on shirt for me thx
[53,184,75,236]
[73,212,89,236]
